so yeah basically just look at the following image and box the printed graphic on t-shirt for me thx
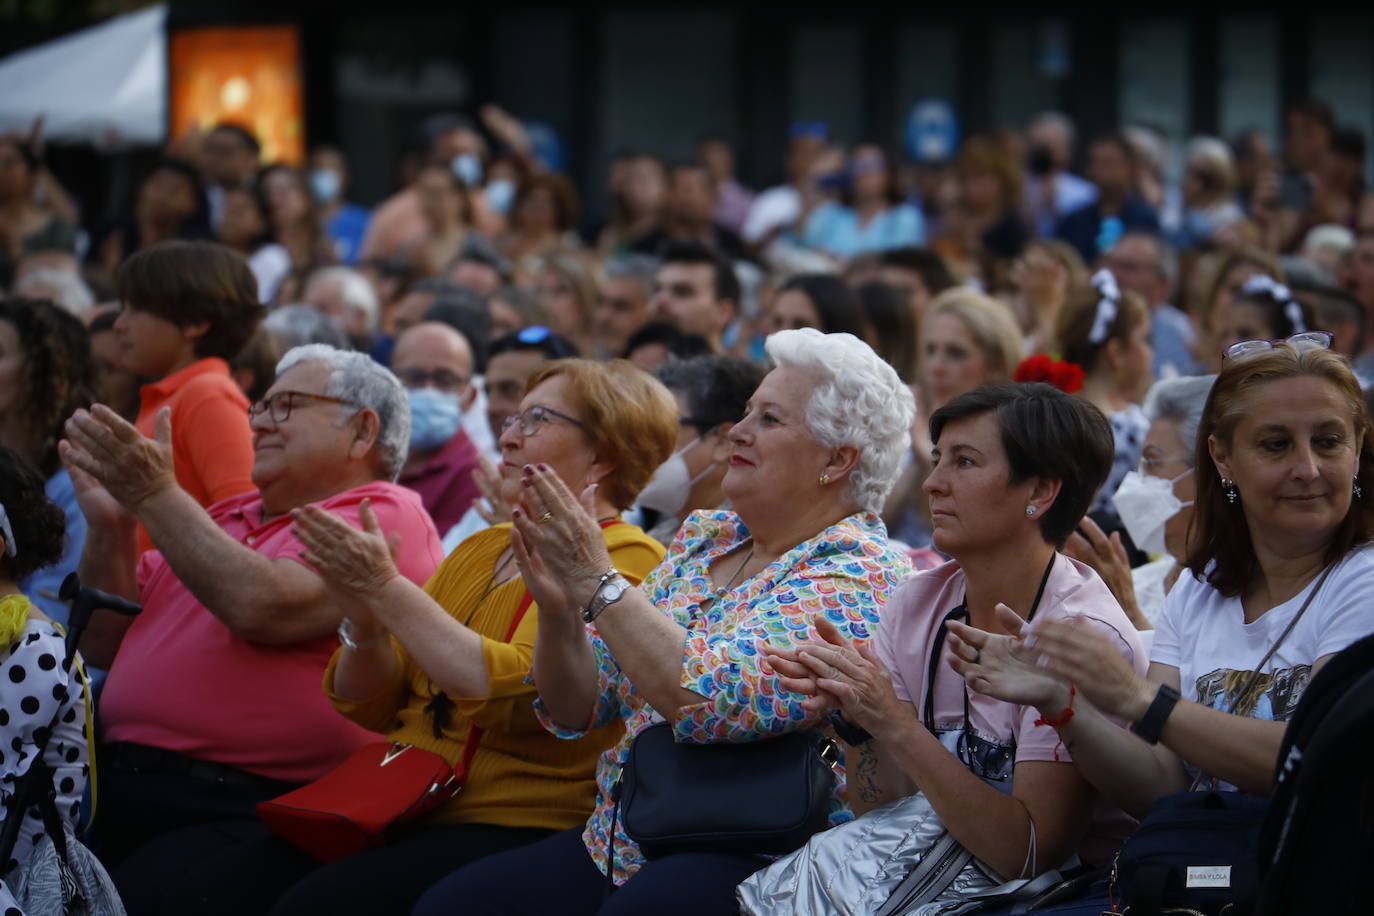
[1194,664,1312,721]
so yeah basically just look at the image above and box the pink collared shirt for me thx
[100,481,444,783]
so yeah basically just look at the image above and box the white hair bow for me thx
[1240,273,1293,305]
[1088,269,1120,346]
[0,504,15,559]
[1284,301,1307,334]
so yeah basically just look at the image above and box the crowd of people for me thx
[0,91,1372,914]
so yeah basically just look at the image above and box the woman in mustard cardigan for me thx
[158,359,676,916]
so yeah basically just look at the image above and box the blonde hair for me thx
[922,288,1025,380]
[526,359,678,510]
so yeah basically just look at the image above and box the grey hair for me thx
[764,328,915,514]
[308,267,380,334]
[1118,229,1179,292]
[264,304,350,351]
[275,344,410,481]
[602,253,660,295]
[1029,111,1076,148]
[1143,374,1216,465]
[14,268,95,316]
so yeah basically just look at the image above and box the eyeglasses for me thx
[501,404,585,437]
[248,390,354,423]
[1139,453,1189,475]
[1222,331,1333,362]
[394,367,470,392]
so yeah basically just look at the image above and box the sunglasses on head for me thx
[1222,331,1333,363]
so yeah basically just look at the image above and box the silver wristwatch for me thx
[337,617,380,650]
[582,570,632,623]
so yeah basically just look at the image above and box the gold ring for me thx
[538,511,555,524]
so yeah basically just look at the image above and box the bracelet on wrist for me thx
[338,617,382,651]
[1033,684,1076,761]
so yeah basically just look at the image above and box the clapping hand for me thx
[508,464,611,617]
[765,615,902,736]
[61,405,177,512]
[292,499,401,616]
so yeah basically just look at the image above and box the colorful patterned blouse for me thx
[534,508,911,884]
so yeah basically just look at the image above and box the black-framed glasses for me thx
[248,390,354,423]
[501,404,585,437]
[394,367,470,392]
[1222,331,1333,362]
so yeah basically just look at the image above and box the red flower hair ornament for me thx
[1014,354,1085,394]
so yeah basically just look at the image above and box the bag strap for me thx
[1188,562,1336,791]
[875,831,976,916]
[456,589,537,782]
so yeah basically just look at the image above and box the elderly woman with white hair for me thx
[414,329,916,916]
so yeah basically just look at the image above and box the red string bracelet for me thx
[1033,684,1076,761]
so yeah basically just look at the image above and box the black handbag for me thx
[616,721,838,860]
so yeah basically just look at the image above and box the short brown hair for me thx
[117,240,265,361]
[514,173,581,234]
[527,359,678,510]
[1187,345,1374,597]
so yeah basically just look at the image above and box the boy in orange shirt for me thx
[114,240,265,552]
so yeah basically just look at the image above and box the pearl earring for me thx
[1025,506,1036,517]
[1221,477,1238,504]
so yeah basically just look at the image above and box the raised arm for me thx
[511,466,704,722]
[63,405,348,645]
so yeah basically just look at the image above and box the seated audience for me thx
[60,345,444,913]
[771,383,1144,893]
[141,358,676,915]
[414,328,914,915]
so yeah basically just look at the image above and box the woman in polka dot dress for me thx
[0,448,92,913]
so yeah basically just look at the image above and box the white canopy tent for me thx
[0,4,167,146]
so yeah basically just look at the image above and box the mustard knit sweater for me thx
[323,522,664,830]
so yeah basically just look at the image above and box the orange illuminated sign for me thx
[169,26,304,164]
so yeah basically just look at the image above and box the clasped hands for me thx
[763,616,904,739]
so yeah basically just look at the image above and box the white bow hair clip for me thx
[0,503,15,559]
[1088,269,1120,345]
[1240,273,1293,305]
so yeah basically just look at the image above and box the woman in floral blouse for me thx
[414,329,916,915]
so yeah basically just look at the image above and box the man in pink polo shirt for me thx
[62,343,443,913]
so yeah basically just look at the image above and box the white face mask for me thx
[636,436,715,518]
[1112,468,1194,557]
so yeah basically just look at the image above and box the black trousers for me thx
[98,756,552,915]
[414,826,770,916]
[161,822,555,916]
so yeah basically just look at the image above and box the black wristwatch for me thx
[826,712,872,746]
[1130,683,1182,745]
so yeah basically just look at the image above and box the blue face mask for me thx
[407,387,464,452]
[451,154,483,188]
[485,178,516,215]
[309,168,341,204]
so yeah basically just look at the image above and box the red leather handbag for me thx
[257,593,535,861]
[257,738,474,861]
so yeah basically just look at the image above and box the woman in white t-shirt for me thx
[767,382,1145,880]
[948,336,1374,816]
